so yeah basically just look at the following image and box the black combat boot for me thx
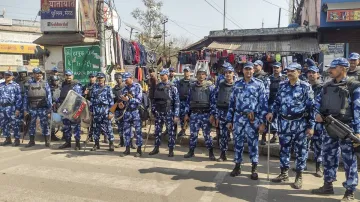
[103,135,109,144]
[217,151,227,162]
[58,139,71,149]
[311,182,335,195]
[315,162,323,178]
[130,138,136,149]
[120,136,124,147]
[251,164,258,180]
[270,133,277,143]
[13,138,20,147]
[91,140,100,151]
[74,139,81,150]
[184,148,195,158]
[108,141,114,152]
[341,190,355,201]
[168,147,174,157]
[120,146,130,157]
[149,146,159,155]
[260,134,266,145]
[272,168,289,183]
[44,136,50,147]
[208,148,216,161]
[230,163,241,177]
[25,136,35,148]
[134,146,142,157]
[293,172,303,189]
[1,137,12,146]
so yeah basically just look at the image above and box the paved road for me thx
[0,138,358,202]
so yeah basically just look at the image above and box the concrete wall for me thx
[44,46,63,72]
[301,0,321,27]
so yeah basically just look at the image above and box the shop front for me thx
[318,0,360,53]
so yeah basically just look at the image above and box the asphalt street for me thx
[0,136,358,202]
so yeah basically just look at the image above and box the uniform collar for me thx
[272,73,282,78]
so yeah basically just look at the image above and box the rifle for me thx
[110,93,133,114]
[22,114,31,143]
[322,114,360,144]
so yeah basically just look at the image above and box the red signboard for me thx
[327,9,360,22]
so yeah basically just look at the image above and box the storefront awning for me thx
[231,38,320,55]
[327,2,360,10]
[207,41,241,51]
[33,33,98,46]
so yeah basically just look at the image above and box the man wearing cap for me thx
[347,52,360,81]
[306,64,324,178]
[226,62,267,180]
[266,62,315,189]
[23,68,52,147]
[183,66,216,160]
[148,69,180,157]
[260,62,286,145]
[112,73,127,148]
[168,67,179,86]
[214,64,236,162]
[15,66,31,130]
[0,71,22,146]
[311,58,360,201]
[89,72,115,151]
[176,66,195,137]
[118,72,143,157]
[253,60,270,91]
[48,75,61,140]
[57,70,83,150]
[83,73,97,142]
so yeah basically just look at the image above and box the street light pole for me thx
[99,0,106,74]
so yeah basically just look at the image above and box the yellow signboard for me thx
[30,59,40,66]
[0,44,39,54]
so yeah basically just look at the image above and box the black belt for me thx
[0,103,13,107]
[281,113,304,120]
[191,109,210,113]
[236,111,257,116]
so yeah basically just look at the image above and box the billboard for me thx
[327,9,360,22]
[79,0,97,38]
[40,0,78,32]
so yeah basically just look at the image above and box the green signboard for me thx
[64,45,100,84]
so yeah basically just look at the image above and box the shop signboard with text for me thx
[64,45,100,84]
[40,0,78,32]
[327,9,360,22]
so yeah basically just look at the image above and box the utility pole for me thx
[99,0,106,74]
[223,0,227,30]
[278,8,281,28]
[162,18,168,56]
[262,18,264,28]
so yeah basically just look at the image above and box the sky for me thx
[1,0,292,44]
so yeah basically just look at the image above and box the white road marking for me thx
[0,164,180,196]
[198,171,227,202]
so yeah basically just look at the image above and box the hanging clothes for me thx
[131,41,141,64]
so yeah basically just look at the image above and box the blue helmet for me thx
[159,69,169,75]
[348,52,360,60]
[328,57,350,69]
[64,70,73,76]
[122,72,132,80]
